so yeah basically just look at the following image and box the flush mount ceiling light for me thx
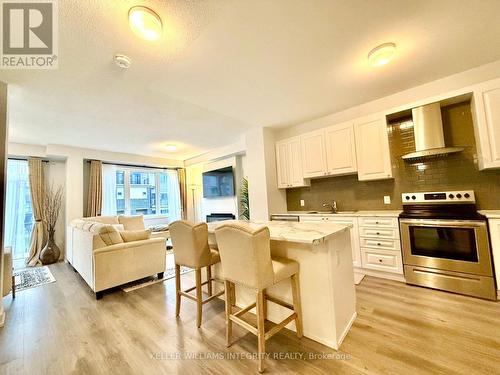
[128,6,163,41]
[367,42,397,67]
[165,145,177,152]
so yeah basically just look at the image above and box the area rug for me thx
[14,266,56,292]
[121,266,193,293]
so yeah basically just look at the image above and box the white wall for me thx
[186,155,245,222]
[277,59,500,140]
[245,127,287,220]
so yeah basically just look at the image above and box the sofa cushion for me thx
[84,216,120,225]
[98,225,124,246]
[120,229,151,243]
[118,215,145,231]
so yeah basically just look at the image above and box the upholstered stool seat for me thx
[272,256,299,284]
[169,220,225,328]
[215,222,303,373]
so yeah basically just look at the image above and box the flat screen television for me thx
[202,167,235,198]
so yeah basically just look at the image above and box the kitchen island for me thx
[207,220,357,350]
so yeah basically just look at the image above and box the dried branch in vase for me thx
[42,184,64,233]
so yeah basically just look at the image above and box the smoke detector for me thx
[114,54,132,69]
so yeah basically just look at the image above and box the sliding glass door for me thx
[4,159,34,261]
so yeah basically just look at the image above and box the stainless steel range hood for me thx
[402,103,463,161]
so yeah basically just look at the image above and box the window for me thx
[4,159,34,260]
[104,167,181,219]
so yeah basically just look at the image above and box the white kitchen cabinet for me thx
[276,141,289,188]
[299,215,361,267]
[324,122,357,175]
[471,78,500,170]
[300,129,328,178]
[358,215,403,275]
[488,219,500,291]
[354,115,393,181]
[275,136,309,188]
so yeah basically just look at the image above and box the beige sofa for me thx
[68,215,166,299]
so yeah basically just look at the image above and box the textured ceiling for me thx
[1,0,500,160]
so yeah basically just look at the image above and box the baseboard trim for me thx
[354,267,405,282]
[337,311,357,349]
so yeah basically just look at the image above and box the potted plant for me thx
[40,184,63,265]
[239,177,250,220]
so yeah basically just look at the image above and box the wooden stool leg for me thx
[195,269,203,328]
[175,264,181,317]
[224,280,232,347]
[206,266,213,297]
[231,282,236,307]
[11,275,16,299]
[262,289,267,320]
[256,290,266,373]
[291,273,303,338]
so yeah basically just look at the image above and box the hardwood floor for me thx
[1,262,499,374]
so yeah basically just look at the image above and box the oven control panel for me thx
[402,191,475,204]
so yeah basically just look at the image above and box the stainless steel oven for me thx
[400,219,492,275]
[399,191,496,300]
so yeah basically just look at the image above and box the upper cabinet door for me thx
[472,79,500,170]
[301,129,327,178]
[275,140,290,188]
[324,122,357,176]
[288,137,304,186]
[354,115,393,181]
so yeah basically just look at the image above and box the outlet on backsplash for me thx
[300,199,305,207]
[384,196,391,204]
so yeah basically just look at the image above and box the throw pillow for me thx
[98,225,124,246]
[120,229,151,243]
[118,215,145,231]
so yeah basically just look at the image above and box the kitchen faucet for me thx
[322,201,338,213]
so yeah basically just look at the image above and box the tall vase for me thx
[40,229,60,265]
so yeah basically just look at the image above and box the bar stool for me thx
[215,222,303,373]
[169,220,225,328]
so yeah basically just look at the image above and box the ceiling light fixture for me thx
[367,42,397,67]
[128,6,163,41]
[165,145,177,152]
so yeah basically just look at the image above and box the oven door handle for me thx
[399,219,487,228]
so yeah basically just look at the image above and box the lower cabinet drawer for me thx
[361,248,403,274]
[360,237,400,251]
[358,217,398,228]
[359,226,400,239]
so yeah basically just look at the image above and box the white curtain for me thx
[101,164,117,216]
[4,160,32,260]
[166,170,182,222]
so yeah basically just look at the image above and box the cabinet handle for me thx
[378,259,383,263]
[375,221,379,224]
[376,232,380,235]
[377,243,381,246]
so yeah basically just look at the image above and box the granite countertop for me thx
[207,220,351,245]
[479,210,500,219]
[276,210,402,218]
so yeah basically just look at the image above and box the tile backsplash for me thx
[286,102,500,211]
